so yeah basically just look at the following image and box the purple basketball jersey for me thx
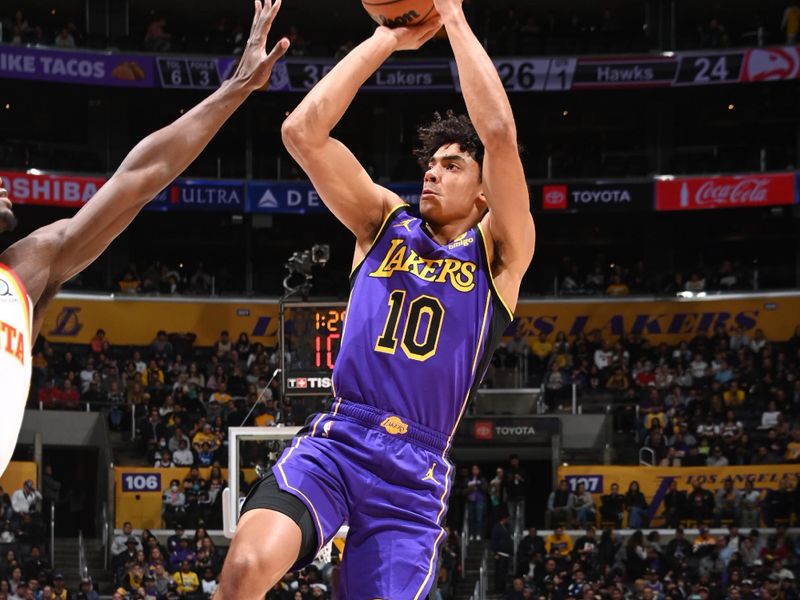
[333,205,512,437]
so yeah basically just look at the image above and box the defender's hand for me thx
[375,16,442,51]
[233,0,289,90]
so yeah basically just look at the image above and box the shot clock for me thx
[279,301,348,396]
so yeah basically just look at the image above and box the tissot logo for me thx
[542,185,567,210]
[287,377,332,390]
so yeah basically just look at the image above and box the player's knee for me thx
[224,546,272,578]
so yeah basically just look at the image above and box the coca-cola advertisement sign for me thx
[656,173,796,211]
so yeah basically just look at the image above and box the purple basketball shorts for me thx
[271,398,453,599]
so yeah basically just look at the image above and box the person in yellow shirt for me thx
[209,383,233,406]
[544,526,574,558]
[785,430,800,462]
[531,333,553,362]
[192,424,217,453]
[783,4,800,43]
[722,381,745,407]
[692,525,716,553]
[173,560,200,595]
[606,274,630,296]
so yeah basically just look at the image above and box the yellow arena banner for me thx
[114,466,257,528]
[558,464,800,525]
[42,294,279,347]
[514,292,800,343]
[0,462,37,496]
[42,291,800,347]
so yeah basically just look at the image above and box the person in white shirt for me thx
[690,354,709,379]
[173,439,195,467]
[10,480,42,514]
[201,568,219,597]
[111,521,143,555]
[760,400,781,430]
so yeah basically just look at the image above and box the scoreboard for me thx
[280,301,347,396]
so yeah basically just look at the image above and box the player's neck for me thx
[423,219,476,246]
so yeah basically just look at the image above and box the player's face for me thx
[0,186,17,233]
[421,144,486,226]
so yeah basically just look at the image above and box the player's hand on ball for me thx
[378,16,442,51]
[233,0,289,90]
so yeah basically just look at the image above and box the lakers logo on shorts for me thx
[380,416,408,435]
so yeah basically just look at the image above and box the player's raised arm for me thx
[434,0,534,310]
[281,20,440,249]
[1,0,288,336]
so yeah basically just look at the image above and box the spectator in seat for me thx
[172,439,194,467]
[624,481,648,529]
[760,400,781,430]
[75,577,99,600]
[544,526,573,560]
[151,330,173,358]
[144,15,171,52]
[739,479,762,527]
[154,450,174,468]
[57,378,80,410]
[112,522,142,556]
[52,573,69,600]
[763,476,794,526]
[546,480,575,528]
[21,547,49,582]
[170,538,196,573]
[715,478,741,524]
[723,381,746,408]
[663,480,686,528]
[664,527,692,570]
[600,483,625,527]
[706,446,730,467]
[531,333,553,369]
[516,527,545,577]
[11,480,41,514]
[214,330,232,358]
[687,481,715,524]
[572,483,596,528]
[162,480,185,529]
[692,525,716,556]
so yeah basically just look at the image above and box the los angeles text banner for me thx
[558,464,800,525]
[43,292,800,347]
[512,293,800,344]
[0,462,37,496]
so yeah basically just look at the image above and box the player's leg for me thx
[216,508,303,600]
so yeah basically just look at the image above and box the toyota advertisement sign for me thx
[535,181,653,212]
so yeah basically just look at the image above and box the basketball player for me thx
[0,0,289,477]
[218,0,535,598]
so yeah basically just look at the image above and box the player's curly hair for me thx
[415,110,485,173]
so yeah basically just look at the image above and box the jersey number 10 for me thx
[375,291,444,362]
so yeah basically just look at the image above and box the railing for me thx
[101,502,109,571]
[461,505,469,580]
[77,530,88,581]
[479,548,488,600]
[49,503,55,567]
[469,581,480,600]
[639,446,655,466]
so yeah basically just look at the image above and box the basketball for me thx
[362,0,437,28]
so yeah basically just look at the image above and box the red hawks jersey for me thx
[0,263,33,477]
